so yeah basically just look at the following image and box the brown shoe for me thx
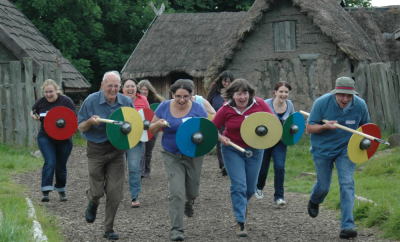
[236,222,247,237]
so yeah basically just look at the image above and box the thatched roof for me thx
[203,0,383,88]
[346,6,400,62]
[121,12,246,79]
[0,0,91,92]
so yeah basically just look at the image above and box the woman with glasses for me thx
[31,79,77,203]
[206,70,234,176]
[212,79,274,237]
[149,79,207,241]
[137,80,165,179]
[122,78,149,208]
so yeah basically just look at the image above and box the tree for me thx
[10,0,254,91]
[344,0,372,7]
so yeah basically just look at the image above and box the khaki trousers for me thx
[161,149,204,235]
[86,140,126,232]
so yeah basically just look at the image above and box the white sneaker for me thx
[255,189,263,199]
[275,198,286,206]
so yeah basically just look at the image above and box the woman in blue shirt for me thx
[149,79,207,241]
[255,81,295,206]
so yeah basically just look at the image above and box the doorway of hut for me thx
[169,72,207,99]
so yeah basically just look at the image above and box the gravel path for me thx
[14,135,390,241]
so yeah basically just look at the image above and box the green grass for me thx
[0,133,85,242]
[278,133,400,240]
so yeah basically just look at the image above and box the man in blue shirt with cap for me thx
[306,76,370,239]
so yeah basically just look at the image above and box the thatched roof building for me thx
[0,0,91,93]
[122,0,399,113]
[121,12,246,97]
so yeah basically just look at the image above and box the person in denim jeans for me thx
[306,77,370,239]
[122,78,149,208]
[31,79,76,203]
[212,79,274,237]
[255,81,295,206]
[206,70,234,176]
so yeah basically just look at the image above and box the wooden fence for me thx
[0,58,62,146]
[357,61,400,133]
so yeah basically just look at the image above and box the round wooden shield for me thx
[241,112,282,149]
[348,123,381,164]
[44,106,77,140]
[150,103,160,112]
[282,112,305,146]
[138,108,155,142]
[176,117,218,157]
[107,107,143,150]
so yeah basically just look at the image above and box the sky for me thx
[370,0,399,7]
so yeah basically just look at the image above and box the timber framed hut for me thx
[122,0,400,132]
[0,0,91,93]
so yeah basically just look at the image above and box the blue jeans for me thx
[126,141,144,201]
[222,145,264,223]
[257,141,287,201]
[37,134,73,192]
[310,150,356,230]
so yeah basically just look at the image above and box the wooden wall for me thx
[0,58,62,145]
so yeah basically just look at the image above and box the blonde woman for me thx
[31,79,77,202]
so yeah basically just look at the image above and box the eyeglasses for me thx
[174,95,190,100]
[106,85,120,89]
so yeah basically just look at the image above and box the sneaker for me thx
[41,191,50,202]
[236,222,248,237]
[307,200,319,218]
[275,198,286,206]
[340,228,357,239]
[59,192,68,202]
[255,189,263,199]
[103,230,119,240]
[170,233,184,241]
[221,166,228,176]
[85,202,98,223]
[184,200,194,218]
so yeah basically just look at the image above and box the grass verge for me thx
[0,133,87,241]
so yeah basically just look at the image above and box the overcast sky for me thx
[370,0,399,7]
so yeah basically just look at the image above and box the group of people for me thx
[31,68,368,240]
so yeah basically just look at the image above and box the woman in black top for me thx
[206,70,234,176]
[31,79,77,202]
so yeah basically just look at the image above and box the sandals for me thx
[131,198,140,208]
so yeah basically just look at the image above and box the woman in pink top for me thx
[122,79,149,208]
[212,79,274,237]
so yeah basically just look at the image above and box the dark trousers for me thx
[141,133,158,177]
[216,125,225,169]
[86,140,126,232]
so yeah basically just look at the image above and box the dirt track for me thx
[14,134,390,241]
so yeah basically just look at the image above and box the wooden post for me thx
[365,65,377,126]
[386,62,400,133]
[35,66,44,98]
[3,68,13,145]
[23,58,37,145]
[43,63,51,80]
[376,63,393,132]
[54,68,62,92]
[0,66,3,143]
[10,61,26,145]
[369,64,385,129]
